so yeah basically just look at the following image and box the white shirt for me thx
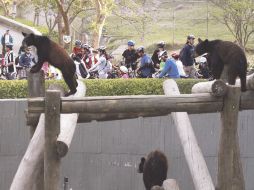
[5,34,10,44]
[175,60,186,77]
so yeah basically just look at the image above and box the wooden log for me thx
[44,90,61,190]
[192,73,254,96]
[163,79,215,190]
[27,70,45,190]
[27,111,171,126]
[27,70,45,98]
[217,86,245,190]
[192,80,228,97]
[28,94,223,114]
[163,179,180,190]
[10,115,45,190]
[56,80,86,157]
[236,73,254,90]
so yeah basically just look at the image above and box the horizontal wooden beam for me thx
[28,94,223,114]
[27,112,172,126]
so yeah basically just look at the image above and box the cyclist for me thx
[71,40,82,62]
[136,46,154,78]
[89,46,112,79]
[158,51,180,79]
[122,40,138,71]
[152,41,166,69]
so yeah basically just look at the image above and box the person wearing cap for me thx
[136,46,155,78]
[19,47,36,68]
[122,40,138,71]
[1,29,13,56]
[119,66,129,79]
[4,44,16,80]
[180,34,196,78]
[171,52,187,78]
[158,51,180,79]
[151,41,166,69]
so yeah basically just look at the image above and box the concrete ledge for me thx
[0,15,42,36]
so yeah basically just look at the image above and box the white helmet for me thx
[199,56,207,63]
[120,66,128,73]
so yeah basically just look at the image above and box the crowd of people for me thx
[71,34,211,80]
[0,29,211,80]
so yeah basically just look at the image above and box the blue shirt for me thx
[140,54,154,78]
[159,58,180,78]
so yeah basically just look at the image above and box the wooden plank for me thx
[56,80,86,157]
[192,80,228,97]
[27,112,171,125]
[163,79,215,190]
[217,86,245,190]
[10,115,45,190]
[28,94,223,114]
[44,90,61,190]
[163,179,180,190]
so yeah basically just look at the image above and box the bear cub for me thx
[195,38,247,92]
[22,32,78,96]
[138,150,168,190]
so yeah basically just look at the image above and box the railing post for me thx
[27,70,45,190]
[217,86,245,190]
[44,90,61,190]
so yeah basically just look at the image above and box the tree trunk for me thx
[0,0,9,16]
[57,13,64,46]
[92,15,106,48]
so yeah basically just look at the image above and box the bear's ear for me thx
[204,39,209,43]
[198,38,203,43]
[22,32,27,37]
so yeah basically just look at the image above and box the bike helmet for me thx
[120,66,128,73]
[157,41,166,48]
[159,50,167,57]
[75,40,82,47]
[199,56,207,63]
[187,34,195,40]
[127,40,135,46]
[5,44,13,50]
[137,46,145,53]
[171,52,179,59]
[81,43,90,50]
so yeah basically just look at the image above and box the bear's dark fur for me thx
[138,150,168,190]
[22,32,78,96]
[195,38,247,92]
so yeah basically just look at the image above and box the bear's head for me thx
[22,32,36,48]
[195,38,209,57]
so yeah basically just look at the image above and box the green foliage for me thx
[13,17,49,35]
[0,79,203,99]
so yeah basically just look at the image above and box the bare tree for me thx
[210,0,254,49]
[92,0,114,48]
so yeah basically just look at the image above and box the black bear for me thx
[21,32,78,96]
[195,38,247,92]
[138,150,168,190]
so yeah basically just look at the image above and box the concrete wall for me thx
[0,100,254,190]
[0,15,41,35]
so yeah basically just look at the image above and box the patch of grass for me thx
[13,17,49,35]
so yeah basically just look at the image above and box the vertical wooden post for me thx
[28,70,45,136]
[217,86,245,190]
[44,90,61,190]
[27,70,45,190]
[163,79,215,190]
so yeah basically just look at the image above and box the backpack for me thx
[79,63,88,78]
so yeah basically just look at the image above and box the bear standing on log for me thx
[21,32,78,96]
[195,38,247,92]
[138,150,168,190]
